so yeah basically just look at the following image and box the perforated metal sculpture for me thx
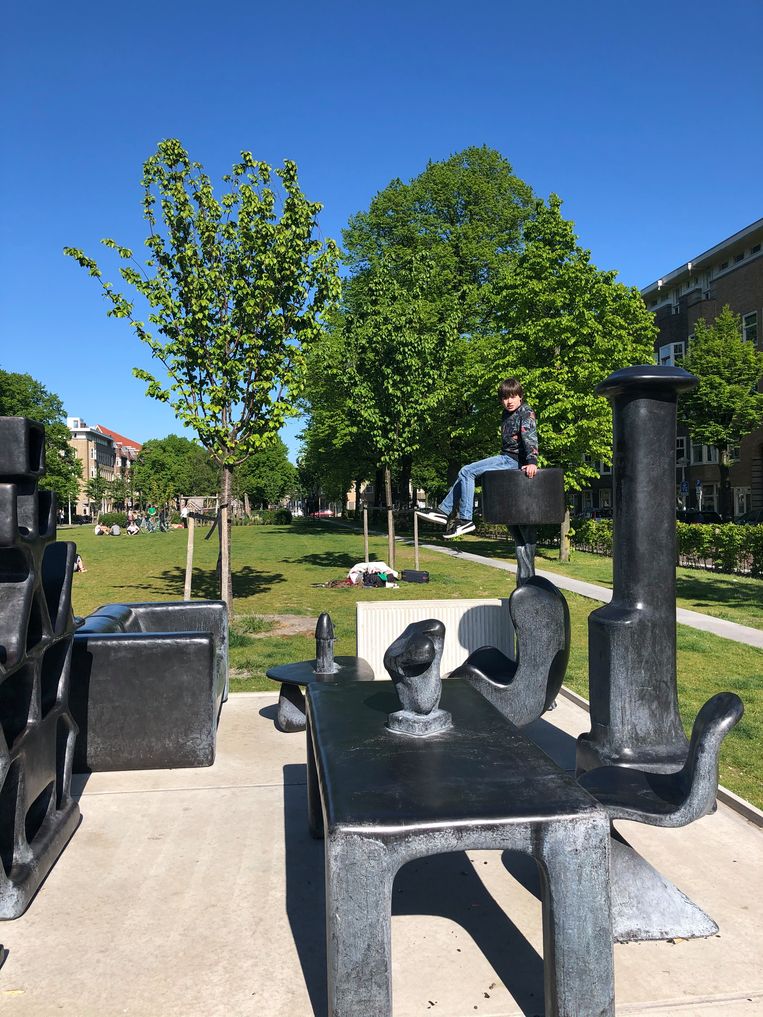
[0,417,80,919]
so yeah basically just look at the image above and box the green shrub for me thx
[99,512,127,527]
[240,508,293,525]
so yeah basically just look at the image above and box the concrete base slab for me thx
[1,693,761,1016]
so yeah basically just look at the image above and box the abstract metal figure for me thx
[383,618,452,735]
[578,691,744,827]
[448,576,569,727]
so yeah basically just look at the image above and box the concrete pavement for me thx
[1,693,761,1016]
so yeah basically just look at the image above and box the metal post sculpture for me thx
[572,367,746,942]
[383,618,452,735]
[0,417,80,919]
[577,366,697,774]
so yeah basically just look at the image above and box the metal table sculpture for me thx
[0,417,80,919]
[448,575,569,727]
[306,676,615,1017]
[481,466,565,585]
[266,613,374,732]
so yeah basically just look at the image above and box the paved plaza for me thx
[1,692,761,1016]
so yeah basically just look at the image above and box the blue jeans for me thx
[438,454,519,522]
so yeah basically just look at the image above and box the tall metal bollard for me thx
[577,366,698,774]
[315,612,338,675]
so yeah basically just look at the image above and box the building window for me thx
[734,253,744,263]
[599,461,611,475]
[690,443,719,465]
[752,244,761,255]
[720,260,728,270]
[659,341,685,366]
[581,490,593,511]
[599,488,612,508]
[676,437,688,464]
[699,483,718,511]
[742,311,758,345]
[734,487,751,517]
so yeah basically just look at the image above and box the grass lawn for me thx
[437,533,763,631]
[64,520,763,808]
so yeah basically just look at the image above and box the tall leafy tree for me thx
[325,258,457,565]
[0,370,82,509]
[85,470,110,521]
[65,139,339,608]
[486,196,657,556]
[341,147,535,480]
[679,305,763,517]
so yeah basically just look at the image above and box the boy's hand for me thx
[522,464,538,478]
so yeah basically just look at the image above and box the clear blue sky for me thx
[2,0,761,460]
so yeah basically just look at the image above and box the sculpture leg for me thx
[326,832,396,1017]
[512,525,537,586]
[306,717,324,839]
[535,815,614,1017]
[276,684,306,732]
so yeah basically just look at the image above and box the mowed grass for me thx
[63,520,763,808]
[438,534,763,631]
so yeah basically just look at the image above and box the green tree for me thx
[65,139,339,608]
[341,147,535,483]
[133,434,218,508]
[233,436,297,509]
[85,470,110,521]
[109,476,130,510]
[485,196,657,557]
[0,370,82,510]
[324,258,457,565]
[679,305,763,518]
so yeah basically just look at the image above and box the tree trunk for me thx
[559,506,571,562]
[384,465,395,569]
[219,464,233,612]
[354,478,362,519]
[718,458,731,519]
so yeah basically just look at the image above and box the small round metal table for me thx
[266,657,375,732]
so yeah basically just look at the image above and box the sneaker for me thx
[443,518,476,539]
[417,509,448,525]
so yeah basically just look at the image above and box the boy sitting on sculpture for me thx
[420,376,539,581]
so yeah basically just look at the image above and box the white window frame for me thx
[599,488,612,508]
[658,341,685,366]
[599,461,611,475]
[690,443,719,465]
[582,490,593,511]
[734,487,751,517]
[742,311,758,345]
[676,436,688,465]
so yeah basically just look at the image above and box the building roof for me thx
[95,425,142,452]
[641,217,763,297]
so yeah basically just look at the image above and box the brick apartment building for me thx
[67,418,142,516]
[575,217,763,518]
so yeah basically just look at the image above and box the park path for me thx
[418,540,763,650]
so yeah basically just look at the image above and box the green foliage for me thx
[572,518,763,576]
[99,512,128,527]
[244,507,293,525]
[679,305,763,452]
[65,139,340,605]
[85,472,111,516]
[0,370,82,505]
[233,437,297,508]
[133,434,217,506]
[65,140,340,467]
[484,196,657,492]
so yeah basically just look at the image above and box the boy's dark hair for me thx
[498,377,523,400]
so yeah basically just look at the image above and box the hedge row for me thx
[572,518,763,576]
